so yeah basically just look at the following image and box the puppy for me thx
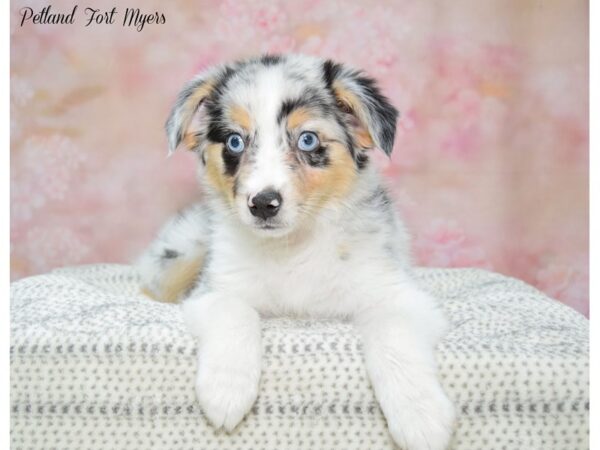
[137,54,455,450]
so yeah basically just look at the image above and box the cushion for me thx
[10,264,589,450]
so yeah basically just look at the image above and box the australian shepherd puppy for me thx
[137,54,455,450]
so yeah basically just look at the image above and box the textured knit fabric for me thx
[10,264,589,450]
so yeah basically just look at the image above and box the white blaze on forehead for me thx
[243,66,293,195]
[254,66,286,145]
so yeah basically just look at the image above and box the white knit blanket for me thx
[10,264,589,450]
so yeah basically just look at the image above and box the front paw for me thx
[195,362,260,432]
[380,377,455,450]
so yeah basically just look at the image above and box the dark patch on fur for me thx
[298,145,329,168]
[222,148,242,176]
[277,88,333,125]
[277,98,304,124]
[166,65,238,150]
[322,61,368,168]
[322,60,399,157]
[199,63,253,176]
[337,117,357,154]
[352,74,398,155]
[322,59,342,90]
[260,54,282,66]
[205,89,234,143]
[364,185,392,207]
[162,249,180,259]
[211,66,237,99]
[204,65,240,144]
[355,151,369,169]
[205,119,228,144]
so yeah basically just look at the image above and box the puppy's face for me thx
[166,55,397,237]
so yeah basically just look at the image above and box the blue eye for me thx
[297,131,320,152]
[226,134,245,153]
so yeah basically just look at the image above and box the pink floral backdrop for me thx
[10,0,589,315]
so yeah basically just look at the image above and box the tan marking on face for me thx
[141,255,204,303]
[204,143,235,204]
[332,81,375,149]
[229,105,253,131]
[299,141,357,210]
[287,107,314,129]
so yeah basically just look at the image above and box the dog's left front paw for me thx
[379,376,455,450]
[195,363,260,432]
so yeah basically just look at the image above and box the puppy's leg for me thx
[182,292,262,431]
[136,204,209,303]
[354,282,455,450]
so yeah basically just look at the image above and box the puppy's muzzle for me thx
[248,190,282,220]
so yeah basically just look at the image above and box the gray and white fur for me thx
[136,54,455,450]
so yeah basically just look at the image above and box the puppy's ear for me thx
[323,60,399,156]
[165,65,228,154]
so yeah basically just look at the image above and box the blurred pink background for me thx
[10,0,589,315]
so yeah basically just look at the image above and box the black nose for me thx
[249,190,282,220]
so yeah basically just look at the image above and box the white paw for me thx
[183,295,262,432]
[380,377,455,450]
[195,362,260,432]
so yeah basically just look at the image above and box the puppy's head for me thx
[166,54,398,237]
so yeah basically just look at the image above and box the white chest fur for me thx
[206,211,406,318]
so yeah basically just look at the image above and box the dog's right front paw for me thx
[183,295,262,432]
[195,363,260,432]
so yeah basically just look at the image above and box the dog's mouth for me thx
[236,198,296,237]
[255,221,285,231]
[250,219,291,237]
